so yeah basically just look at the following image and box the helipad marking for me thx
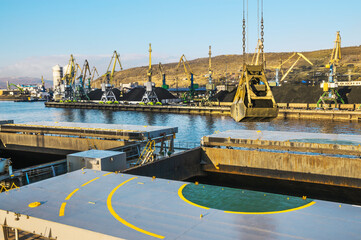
[178,184,210,210]
[60,173,109,217]
[81,177,100,187]
[65,188,79,200]
[107,177,165,239]
[178,183,316,214]
[224,201,316,214]
[59,202,66,216]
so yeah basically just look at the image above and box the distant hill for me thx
[0,77,52,89]
[92,46,361,88]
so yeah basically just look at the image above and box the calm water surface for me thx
[1,101,361,143]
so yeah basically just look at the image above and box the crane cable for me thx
[246,0,249,59]
[260,0,264,66]
[242,0,246,65]
[257,0,259,40]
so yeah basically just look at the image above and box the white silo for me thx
[52,64,63,89]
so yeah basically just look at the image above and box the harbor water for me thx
[2,101,361,145]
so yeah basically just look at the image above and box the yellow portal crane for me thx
[176,54,197,100]
[80,60,91,86]
[206,45,215,98]
[40,76,46,92]
[141,43,159,103]
[61,54,80,100]
[73,63,82,85]
[90,66,99,84]
[62,54,76,86]
[101,51,122,102]
[208,46,212,77]
[280,53,313,82]
[317,31,344,107]
[105,51,123,85]
[74,60,90,100]
[147,44,152,81]
[273,52,296,83]
[327,31,341,68]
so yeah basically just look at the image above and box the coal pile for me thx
[120,87,145,101]
[213,90,228,102]
[214,84,361,104]
[342,86,361,103]
[120,87,177,101]
[214,89,237,102]
[155,87,177,100]
[271,85,324,103]
[88,88,122,101]
[272,85,361,104]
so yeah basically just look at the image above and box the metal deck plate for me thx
[0,170,360,240]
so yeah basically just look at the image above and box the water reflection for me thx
[204,115,216,133]
[78,109,86,122]
[102,110,114,124]
[142,112,156,126]
[3,101,361,144]
[62,109,74,122]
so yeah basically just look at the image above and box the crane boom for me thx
[176,54,197,100]
[251,39,265,65]
[147,43,152,80]
[91,67,99,82]
[278,53,313,82]
[329,31,341,66]
[176,54,194,77]
[81,60,91,85]
[105,51,123,85]
[317,31,344,108]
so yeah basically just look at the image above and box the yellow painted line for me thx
[65,188,79,200]
[107,177,165,239]
[103,172,113,176]
[178,184,210,210]
[59,202,67,216]
[81,177,100,187]
[224,201,316,215]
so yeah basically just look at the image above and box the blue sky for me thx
[0,0,360,79]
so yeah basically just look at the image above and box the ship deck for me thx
[0,169,360,239]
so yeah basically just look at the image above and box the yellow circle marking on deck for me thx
[81,177,100,187]
[224,201,316,214]
[107,177,165,239]
[65,188,79,200]
[59,174,107,217]
[178,183,316,214]
[59,202,67,216]
[178,184,210,210]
